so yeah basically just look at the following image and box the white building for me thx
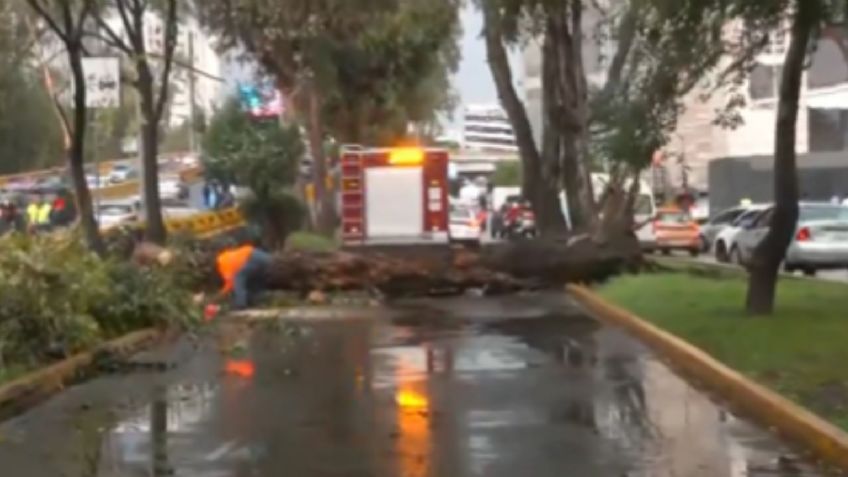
[128,14,224,127]
[667,28,848,190]
[462,104,518,152]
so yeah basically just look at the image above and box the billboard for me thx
[237,83,284,119]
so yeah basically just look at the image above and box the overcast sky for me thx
[446,3,521,130]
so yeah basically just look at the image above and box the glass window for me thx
[711,208,745,225]
[800,204,848,221]
[657,210,691,224]
[749,63,777,100]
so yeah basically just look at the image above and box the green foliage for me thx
[203,99,305,247]
[199,0,460,146]
[240,189,305,249]
[0,2,64,174]
[492,161,522,186]
[0,233,199,368]
[203,99,302,193]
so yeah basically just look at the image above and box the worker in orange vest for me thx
[216,240,273,309]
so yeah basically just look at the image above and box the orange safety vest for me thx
[216,245,255,294]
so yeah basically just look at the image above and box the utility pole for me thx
[187,30,198,155]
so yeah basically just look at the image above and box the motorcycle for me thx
[504,205,537,239]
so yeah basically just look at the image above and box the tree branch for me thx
[154,0,178,120]
[86,3,134,55]
[25,0,70,44]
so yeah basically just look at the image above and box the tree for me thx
[25,0,105,255]
[203,99,304,248]
[0,2,64,174]
[198,0,459,235]
[320,0,461,145]
[87,0,180,244]
[480,0,569,236]
[745,0,826,315]
[479,0,786,237]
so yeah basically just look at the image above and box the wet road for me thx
[0,294,834,476]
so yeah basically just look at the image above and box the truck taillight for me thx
[796,227,812,242]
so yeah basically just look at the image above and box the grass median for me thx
[599,272,848,430]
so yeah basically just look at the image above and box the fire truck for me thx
[340,147,450,245]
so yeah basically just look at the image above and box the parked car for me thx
[96,199,139,230]
[449,203,482,245]
[713,205,770,263]
[699,205,751,252]
[734,202,848,275]
[652,207,701,256]
[109,163,138,184]
[159,174,188,201]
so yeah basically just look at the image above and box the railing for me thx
[107,206,246,239]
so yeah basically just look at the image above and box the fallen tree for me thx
[188,233,644,298]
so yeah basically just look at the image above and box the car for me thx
[652,207,701,256]
[699,205,751,252]
[109,163,137,184]
[96,199,139,230]
[449,203,482,245]
[734,202,848,275]
[159,174,188,200]
[713,205,770,263]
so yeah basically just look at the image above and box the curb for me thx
[0,328,163,419]
[567,283,848,470]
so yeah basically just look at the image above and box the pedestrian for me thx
[26,194,52,233]
[216,239,273,310]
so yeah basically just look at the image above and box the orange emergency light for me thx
[388,147,424,165]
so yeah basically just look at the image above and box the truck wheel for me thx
[803,268,817,277]
[689,248,700,258]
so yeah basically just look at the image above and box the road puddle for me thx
[0,294,834,476]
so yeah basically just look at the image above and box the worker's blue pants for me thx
[233,249,273,309]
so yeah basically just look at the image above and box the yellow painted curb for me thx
[567,283,848,470]
[0,328,163,418]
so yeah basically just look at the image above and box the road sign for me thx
[82,57,121,109]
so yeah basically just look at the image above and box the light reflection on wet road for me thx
[0,293,835,476]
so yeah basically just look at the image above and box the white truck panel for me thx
[365,167,423,237]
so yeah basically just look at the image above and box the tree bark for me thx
[306,79,336,236]
[548,2,596,231]
[138,63,167,244]
[67,41,105,255]
[745,0,815,315]
[481,0,567,237]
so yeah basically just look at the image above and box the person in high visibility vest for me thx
[216,240,273,309]
[26,194,52,232]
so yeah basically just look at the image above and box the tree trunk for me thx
[548,3,596,231]
[67,45,105,255]
[745,0,814,315]
[481,1,567,237]
[138,64,167,244]
[306,80,336,236]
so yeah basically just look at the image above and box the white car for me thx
[449,204,482,245]
[713,205,769,263]
[96,200,139,230]
[734,202,848,275]
[159,174,187,200]
[109,164,137,184]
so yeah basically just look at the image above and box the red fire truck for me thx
[340,147,450,245]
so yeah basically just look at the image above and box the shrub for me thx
[0,232,198,368]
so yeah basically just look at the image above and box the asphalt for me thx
[0,293,836,476]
